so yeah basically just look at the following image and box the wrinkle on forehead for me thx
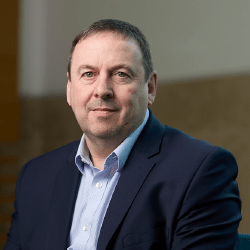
[71,32,144,77]
[79,32,139,52]
[74,31,142,60]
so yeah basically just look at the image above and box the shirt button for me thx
[96,182,102,189]
[83,224,89,232]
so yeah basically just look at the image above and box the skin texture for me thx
[67,32,157,169]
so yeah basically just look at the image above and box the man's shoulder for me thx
[164,125,213,148]
[143,111,231,158]
[20,140,80,176]
[161,125,234,162]
[33,139,80,162]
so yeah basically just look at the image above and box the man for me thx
[5,19,241,250]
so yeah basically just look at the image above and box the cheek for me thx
[119,86,147,113]
[71,86,89,108]
[119,87,137,107]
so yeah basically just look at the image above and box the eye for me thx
[116,72,127,77]
[83,72,94,78]
[113,71,132,84]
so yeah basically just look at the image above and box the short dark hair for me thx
[67,19,153,82]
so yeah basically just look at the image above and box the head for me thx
[67,19,153,82]
[67,20,157,145]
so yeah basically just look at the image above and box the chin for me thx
[86,127,123,139]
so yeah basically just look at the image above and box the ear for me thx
[66,72,72,107]
[147,71,157,107]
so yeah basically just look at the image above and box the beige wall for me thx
[19,0,250,96]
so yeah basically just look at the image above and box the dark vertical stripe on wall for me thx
[0,1,19,249]
[0,0,19,143]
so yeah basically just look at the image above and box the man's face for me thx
[67,32,157,142]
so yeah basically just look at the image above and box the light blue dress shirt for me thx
[67,109,149,250]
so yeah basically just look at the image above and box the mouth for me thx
[91,107,117,116]
[93,108,116,112]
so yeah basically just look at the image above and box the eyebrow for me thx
[76,64,137,77]
[77,65,96,76]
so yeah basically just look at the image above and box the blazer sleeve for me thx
[3,163,25,250]
[171,147,241,250]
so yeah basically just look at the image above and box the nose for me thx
[93,76,114,99]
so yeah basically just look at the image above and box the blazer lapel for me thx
[45,149,81,250]
[97,111,166,250]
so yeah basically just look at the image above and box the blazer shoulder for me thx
[19,140,80,178]
[31,139,80,163]
[142,111,234,161]
[161,125,236,163]
[164,125,215,150]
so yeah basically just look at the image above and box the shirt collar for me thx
[75,108,149,172]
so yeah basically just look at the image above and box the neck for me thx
[85,136,123,170]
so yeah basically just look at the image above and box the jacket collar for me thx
[45,143,81,250]
[97,110,166,250]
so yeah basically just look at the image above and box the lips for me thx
[91,107,118,117]
[93,108,115,112]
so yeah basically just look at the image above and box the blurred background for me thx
[0,0,249,248]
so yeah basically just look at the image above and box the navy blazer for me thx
[5,112,241,250]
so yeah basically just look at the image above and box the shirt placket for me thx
[80,171,109,248]
[70,153,119,250]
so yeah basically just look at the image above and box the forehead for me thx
[71,32,143,66]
